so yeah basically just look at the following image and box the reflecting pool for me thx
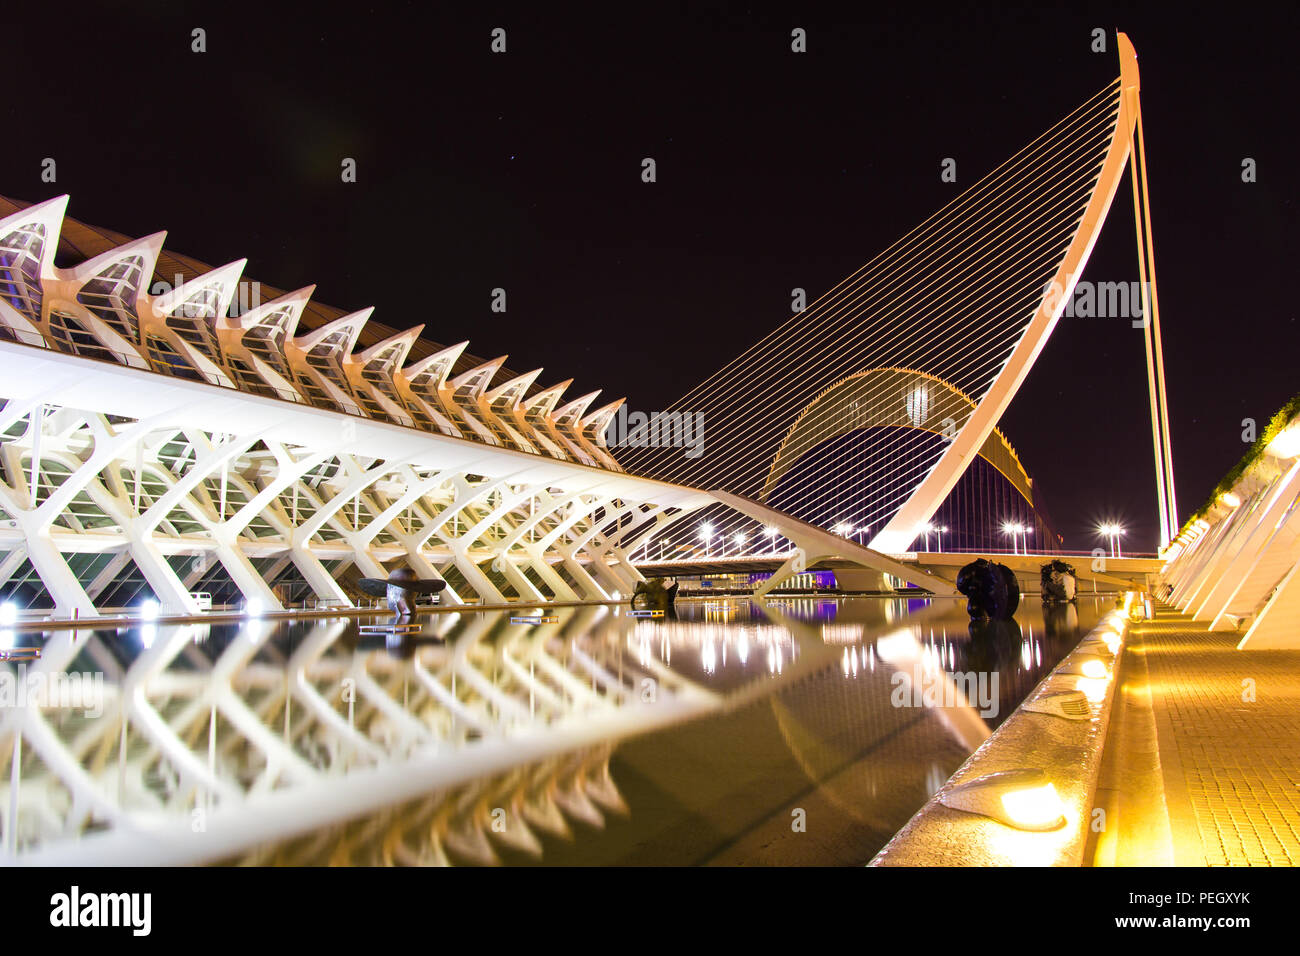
[0,595,1107,865]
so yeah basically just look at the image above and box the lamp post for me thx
[700,523,714,557]
[936,526,947,553]
[733,531,747,557]
[1098,523,1124,557]
[765,525,779,554]
[1002,522,1018,555]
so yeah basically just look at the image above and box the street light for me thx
[1097,523,1124,557]
[765,525,779,554]
[920,523,934,551]
[835,522,851,537]
[936,526,948,552]
[857,525,870,547]
[700,523,714,557]
[733,531,747,556]
[1002,521,1019,555]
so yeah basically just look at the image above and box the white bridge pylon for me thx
[620,32,1177,567]
[874,35,1146,552]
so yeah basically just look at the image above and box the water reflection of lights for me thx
[756,597,842,622]
[631,621,795,677]
[821,624,866,645]
[840,644,877,678]
[874,626,921,660]
[1019,639,1043,671]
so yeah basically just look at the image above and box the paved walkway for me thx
[1095,605,1300,866]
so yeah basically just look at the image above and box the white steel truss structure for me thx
[1157,413,1300,650]
[0,196,711,618]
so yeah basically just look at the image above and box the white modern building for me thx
[1157,408,1300,649]
[0,195,710,618]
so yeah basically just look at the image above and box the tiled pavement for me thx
[1122,607,1300,866]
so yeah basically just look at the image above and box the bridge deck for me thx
[635,551,1160,587]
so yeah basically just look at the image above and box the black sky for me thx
[4,1,1296,552]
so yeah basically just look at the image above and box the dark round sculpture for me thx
[955,558,1021,621]
[631,578,678,616]
[1039,559,1078,604]
[357,566,448,620]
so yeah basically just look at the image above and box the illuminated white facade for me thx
[1158,415,1300,649]
[0,196,709,618]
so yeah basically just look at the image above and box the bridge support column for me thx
[755,548,819,598]
[834,567,895,593]
[711,490,956,596]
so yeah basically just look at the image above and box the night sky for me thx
[4,2,1296,553]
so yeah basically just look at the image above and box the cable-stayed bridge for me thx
[0,34,1171,619]
[2,31,1243,867]
[621,32,1177,573]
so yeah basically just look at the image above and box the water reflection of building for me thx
[2,594,1100,865]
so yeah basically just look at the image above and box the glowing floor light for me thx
[940,768,1067,831]
[1079,657,1109,680]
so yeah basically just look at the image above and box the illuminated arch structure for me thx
[761,368,1060,554]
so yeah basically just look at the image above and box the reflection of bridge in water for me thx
[2,598,1105,865]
